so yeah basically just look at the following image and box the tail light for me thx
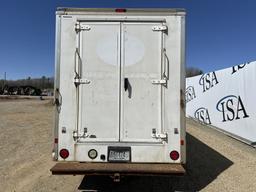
[59,149,69,159]
[170,150,179,160]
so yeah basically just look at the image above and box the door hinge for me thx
[75,22,91,32]
[151,79,167,85]
[152,129,167,141]
[152,25,168,32]
[73,128,89,141]
[74,78,91,85]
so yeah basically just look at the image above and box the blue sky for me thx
[0,0,255,79]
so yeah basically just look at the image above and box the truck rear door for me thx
[76,22,165,143]
[120,22,164,143]
[77,22,120,142]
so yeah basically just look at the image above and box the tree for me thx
[186,67,203,77]
[41,76,46,89]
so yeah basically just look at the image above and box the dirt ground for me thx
[0,99,255,192]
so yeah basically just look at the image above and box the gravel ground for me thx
[0,99,83,192]
[0,99,255,192]
[184,119,256,192]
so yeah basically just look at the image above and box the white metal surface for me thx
[54,9,186,164]
[121,22,163,143]
[77,22,121,142]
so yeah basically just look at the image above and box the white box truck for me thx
[51,8,186,177]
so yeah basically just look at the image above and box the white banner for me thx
[186,61,256,145]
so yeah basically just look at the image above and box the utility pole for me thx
[1,72,6,93]
[4,72,6,83]
[3,72,6,87]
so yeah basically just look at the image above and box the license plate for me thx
[108,147,131,162]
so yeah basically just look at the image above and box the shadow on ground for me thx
[78,133,233,192]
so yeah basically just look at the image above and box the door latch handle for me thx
[124,78,129,91]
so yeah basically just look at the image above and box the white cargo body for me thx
[51,8,186,175]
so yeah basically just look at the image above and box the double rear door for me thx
[76,22,165,143]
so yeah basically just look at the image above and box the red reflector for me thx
[180,139,184,145]
[115,8,126,13]
[54,138,58,144]
[170,150,179,161]
[59,149,69,159]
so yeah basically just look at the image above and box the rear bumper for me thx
[50,162,185,175]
